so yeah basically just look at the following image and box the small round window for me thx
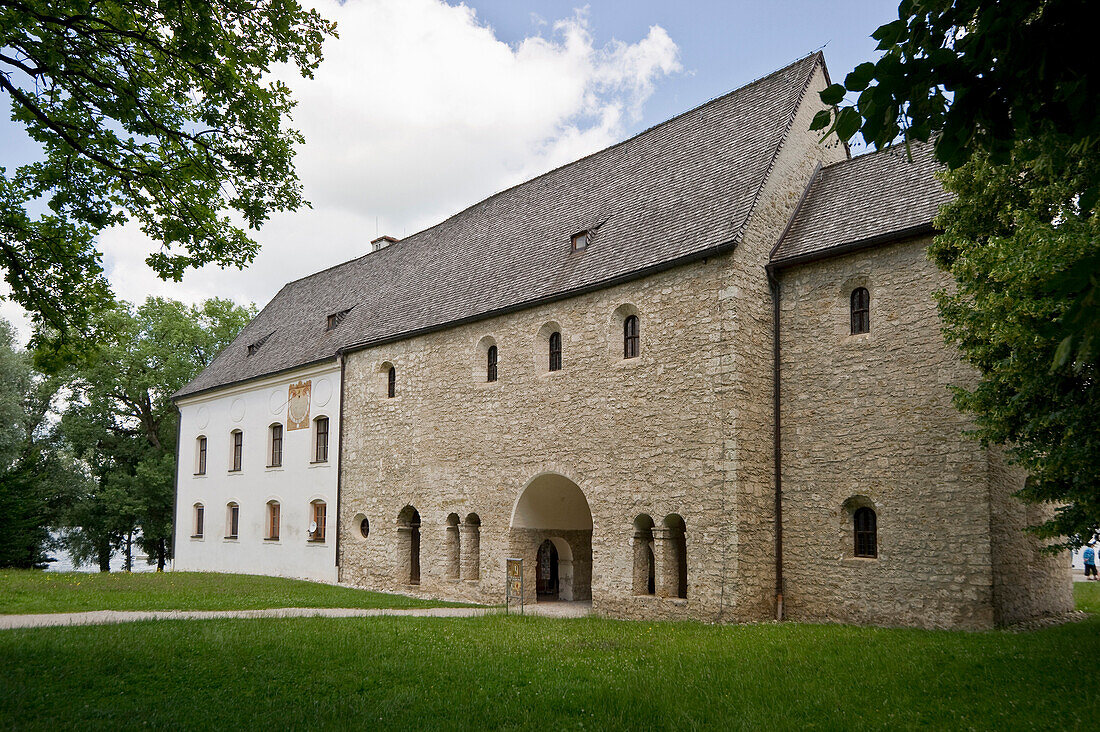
[359,516,370,538]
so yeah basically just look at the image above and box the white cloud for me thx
[6,0,681,345]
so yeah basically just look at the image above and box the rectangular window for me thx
[231,431,243,472]
[268,503,280,540]
[311,502,327,542]
[549,332,562,372]
[227,504,239,539]
[270,424,283,467]
[571,230,589,251]
[196,437,207,475]
[194,506,204,538]
[315,417,329,463]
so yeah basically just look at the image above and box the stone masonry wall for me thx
[777,236,1072,629]
[719,63,848,619]
[338,254,737,621]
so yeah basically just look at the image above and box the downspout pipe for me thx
[764,162,821,622]
[767,264,784,621]
[334,352,347,574]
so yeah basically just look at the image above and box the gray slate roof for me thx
[176,53,823,399]
[771,141,952,266]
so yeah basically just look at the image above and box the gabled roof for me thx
[771,141,952,267]
[176,53,825,399]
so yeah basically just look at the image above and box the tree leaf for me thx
[819,84,847,106]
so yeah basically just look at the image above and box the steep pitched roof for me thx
[771,141,952,266]
[176,53,824,399]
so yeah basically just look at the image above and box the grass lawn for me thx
[0,584,1098,729]
[0,570,471,614]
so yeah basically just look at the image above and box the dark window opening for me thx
[851,287,870,335]
[854,506,877,558]
[269,424,282,467]
[326,308,351,331]
[247,331,273,356]
[310,501,327,542]
[487,345,498,382]
[267,502,280,540]
[387,366,396,398]
[624,314,639,359]
[549,331,562,372]
[231,431,243,472]
[315,417,329,462]
[193,504,204,538]
[196,436,207,475]
[226,503,239,539]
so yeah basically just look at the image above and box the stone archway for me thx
[510,472,592,603]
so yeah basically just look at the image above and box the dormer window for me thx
[326,308,351,331]
[571,230,589,252]
[247,332,273,356]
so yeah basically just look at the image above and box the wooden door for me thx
[536,540,558,598]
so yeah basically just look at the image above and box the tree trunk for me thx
[124,531,133,572]
[156,539,166,572]
[97,541,111,572]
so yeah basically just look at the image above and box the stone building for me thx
[173,53,1073,628]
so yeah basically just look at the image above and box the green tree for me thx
[930,141,1100,547]
[0,0,335,353]
[811,0,1099,545]
[0,319,86,568]
[60,297,254,570]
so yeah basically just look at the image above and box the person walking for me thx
[1084,543,1098,581]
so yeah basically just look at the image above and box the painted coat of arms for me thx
[287,380,311,430]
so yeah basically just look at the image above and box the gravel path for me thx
[0,601,592,630]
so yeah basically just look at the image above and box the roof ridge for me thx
[732,51,824,245]
[276,51,826,291]
[820,139,934,172]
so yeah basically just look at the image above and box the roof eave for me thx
[769,223,938,271]
[338,236,741,358]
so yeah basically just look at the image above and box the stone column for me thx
[460,523,480,581]
[652,526,675,598]
[396,524,420,584]
[446,524,461,580]
[632,536,654,595]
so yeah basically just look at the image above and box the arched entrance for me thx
[510,472,592,603]
[536,540,558,598]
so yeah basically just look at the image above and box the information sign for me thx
[505,558,523,615]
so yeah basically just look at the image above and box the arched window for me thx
[268,424,282,467]
[462,513,481,581]
[314,416,329,463]
[548,331,562,371]
[195,436,207,475]
[445,513,461,580]
[267,501,281,541]
[486,345,498,382]
[854,506,877,557]
[397,506,421,584]
[225,502,239,539]
[192,503,204,538]
[851,287,870,334]
[661,514,688,599]
[623,315,639,359]
[633,514,655,595]
[387,365,396,398]
[308,500,327,542]
[230,430,243,472]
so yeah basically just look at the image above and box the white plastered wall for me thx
[173,361,340,583]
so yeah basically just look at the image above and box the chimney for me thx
[371,235,399,253]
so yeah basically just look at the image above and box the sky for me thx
[0,0,900,345]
